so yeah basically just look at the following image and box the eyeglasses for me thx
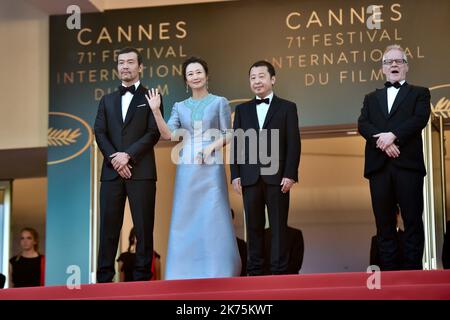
[383,59,407,65]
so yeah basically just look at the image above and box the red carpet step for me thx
[1,270,449,300]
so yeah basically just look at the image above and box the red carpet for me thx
[1,270,449,300]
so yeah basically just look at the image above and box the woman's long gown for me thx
[164,94,241,280]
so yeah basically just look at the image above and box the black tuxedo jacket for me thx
[358,83,431,178]
[230,95,301,186]
[94,84,161,181]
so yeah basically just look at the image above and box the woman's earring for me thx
[206,80,209,90]
[186,83,189,93]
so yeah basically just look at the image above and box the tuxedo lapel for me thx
[388,83,412,118]
[262,95,281,129]
[249,99,260,130]
[113,91,123,127]
[376,88,389,119]
[123,84,145,128]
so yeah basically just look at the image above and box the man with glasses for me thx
[358,44,431,271]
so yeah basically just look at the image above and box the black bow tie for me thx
[119,85,136,95]
[256,98,270,105]
[384,81,403,89]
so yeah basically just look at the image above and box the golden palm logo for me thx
[48,128,81,146]
[431,97,450,118]
[430,84,450,118]
[48,112,93,165]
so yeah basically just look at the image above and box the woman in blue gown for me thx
[146,57,241,280]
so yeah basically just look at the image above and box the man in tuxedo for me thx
[358,44,431,270]
[94,47,161,282]
[231,61,301,275]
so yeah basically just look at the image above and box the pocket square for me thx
[136,103,147,108]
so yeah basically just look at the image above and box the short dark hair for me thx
[249,60,276,77]
[117,47,142,65]
[182,56,209,82]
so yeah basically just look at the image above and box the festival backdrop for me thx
[47,0,450,284]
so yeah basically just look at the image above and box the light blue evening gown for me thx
[164,94,241,280]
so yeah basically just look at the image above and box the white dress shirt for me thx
[121,80,140,121]
[387,80,405,113]
[256,92,273,129]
